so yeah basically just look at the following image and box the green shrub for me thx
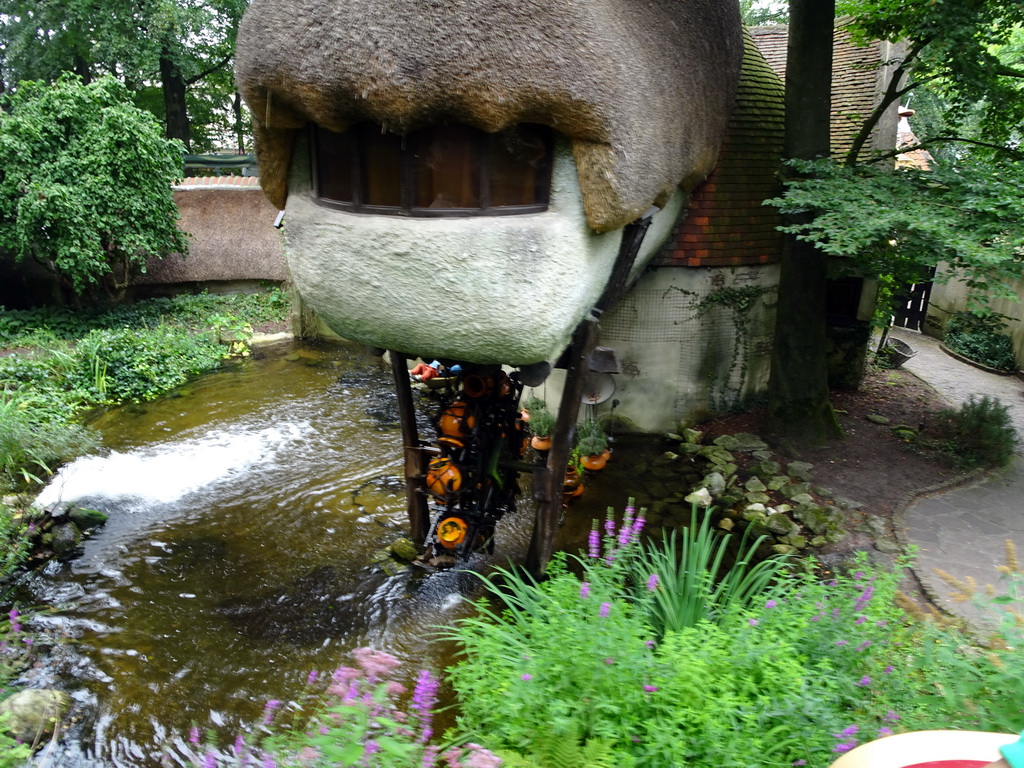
[935,394,1018,468]
[944,312,1018,372]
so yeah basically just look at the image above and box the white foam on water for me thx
[36,421,310,510]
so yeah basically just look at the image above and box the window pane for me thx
[360,125,404,207]
[488,125,549,206]
[314,125,354,203]
[412,125,480,209]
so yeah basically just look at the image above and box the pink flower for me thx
[643,685,658,693]
[766,599,777,609]
[748,618,759,626]
[521,673,532,681]
[580,582,591,599]
[352,647,401,678]
[464,747,503,768]
[856,676,871,687]
[599,602,611,618]
[878,727,894,737]
[646,574,660,591]
[603,657,614,665]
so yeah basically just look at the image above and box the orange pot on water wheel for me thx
[582,453,608,472]
[425,457,462,499]
[437,401,475,440]
[531,435,552,451]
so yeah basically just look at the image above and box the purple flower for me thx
[189,726,200,744]
[884,711,900,722]
[604,657,614,665]
[883,665,894,675]
[854,584,875,611]
[604,517,616,538]
[793,761,807,766]
[580,582,591,599]
[588,528,601,559]
[856,641,872,652]
[856,675,871,687]
[838,725,860,738]
[521,673,532,681]
[855,616,867,625]
[854,571,866,580]
[421,745,440,768]
[262,699,281,725]
[332,666,361,684]
[645,640,655,649]
[766,599,777,609]
[203,751,218,768]
[646,574,660,591]
[833,742,856,754]
[599,602,611,618]
[412,669,439,742]
[262,756,276,768]
[643,685,658,693]
[878,727,894,737]
[630,515,646,543]
[835,640,848,647]
[748,618,759,626]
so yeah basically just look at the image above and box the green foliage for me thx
[0,0,249,153]
[0,74,188,297]
[943,312,1018,372]
[0,503,32,580]
[0,386,100,492]
[839,0,1024,158]
[634,503,791,639]
[575,420,608,456]
[934,394,1018,469]
[0,711,32,766]
[766,159,1024,310]
[527,406,556,438]
[447,496,1024,768]
[0,290,288,492]
[189,647,498,768]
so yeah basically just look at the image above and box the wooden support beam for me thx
[389,350,431,545]
[525,317,600,577]
[524,212,655,577]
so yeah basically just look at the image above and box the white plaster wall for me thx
[282,134,684,365]
[525,264,780,433]
[927,265,1024,364]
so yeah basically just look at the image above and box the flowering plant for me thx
[187,647,501,768]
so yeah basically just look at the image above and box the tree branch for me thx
[185,53,233,86]
[868,135,1024,163]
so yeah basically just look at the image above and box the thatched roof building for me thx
[235,0,744,233]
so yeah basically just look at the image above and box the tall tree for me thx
[0,75,189,301]
[0,0,248,152]
[766,0,1024,444]
[764,0,842,445]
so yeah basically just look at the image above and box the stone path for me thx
[888,327,1024,628]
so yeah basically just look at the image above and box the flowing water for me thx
[16,339,646,766]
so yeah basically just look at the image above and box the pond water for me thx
[17,340,652,767]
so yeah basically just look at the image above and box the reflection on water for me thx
[19,340,648,767]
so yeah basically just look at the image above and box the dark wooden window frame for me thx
[310,123,553,218]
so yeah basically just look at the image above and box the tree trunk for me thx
[233,91,246,154]
[765,0,843,446]
[160,51,191,152]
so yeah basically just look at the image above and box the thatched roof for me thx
[137,186,287,285]
[236,0,744,233]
